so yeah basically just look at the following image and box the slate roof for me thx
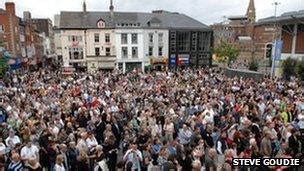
[257,10,304,25]
[59,11,211,31]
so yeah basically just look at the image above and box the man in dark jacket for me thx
[67,142,79,171]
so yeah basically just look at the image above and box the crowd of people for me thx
[0,67,303,171]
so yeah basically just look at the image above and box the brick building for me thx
[0,3,21,57]
[31,18,55,57]
[212,0,277,63]
[0,2,53,69]
[258,11,304,60]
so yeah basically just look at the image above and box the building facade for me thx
[169,30,212,68]
[31,18,55,58]
[0,2,52,69]
[60,29,86,68]
[211,0,276,61]
[57,1,212,72]
[115,29,144,72]
[0,3,21,57]
[86,29,116,71]
[258,11,304,61]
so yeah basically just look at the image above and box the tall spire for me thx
[246,0,256,23]
[110,0,114,18]
[83,0,87,13]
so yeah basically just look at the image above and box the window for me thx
[0,25,4,32]
[158,33,163,43]
[177,32,190,52]
[94,33,99,43]
[78,36,82,42]
[105,47,111,56]
[132,47,138,58]
[149,33,154,43]
[148,46,153,56]
[69,47,84,60]
[69,35,82,42]
[198,32,210,51]
[122,47,128,58]
[118,63,123,70]
[95,47,100,56]
[158,46,163,56]
[131,34,138,44]
[105,34,110,43]
[121,34,128,44]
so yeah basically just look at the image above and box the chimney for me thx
[110,0,114,19]
[5,2,15,15]
[83,0,87,13]
[23,11,32,21]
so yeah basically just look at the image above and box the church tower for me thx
[246,0,256,23]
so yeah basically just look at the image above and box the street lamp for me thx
[270,1,281,78]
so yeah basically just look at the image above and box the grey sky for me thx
[1,0,303,25]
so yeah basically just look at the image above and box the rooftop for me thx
[59,11,211,30]
[257,10,304,24]
[227,15,248,20]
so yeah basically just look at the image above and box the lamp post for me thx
[270,1,281,78]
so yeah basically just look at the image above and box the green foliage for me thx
[213,41,240,67]
[281,57,297,80]
[248,60,259,71]
[296,60,304,81]
[0,50,9,78]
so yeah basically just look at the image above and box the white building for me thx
[115,29,144,72]
[57,1,211,72]
[86,28,116,71]
[60,30,86,68]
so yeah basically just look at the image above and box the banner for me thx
[169,54,176,66]
[274,40,283,61]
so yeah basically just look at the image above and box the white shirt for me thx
[77,139,88,153]
[55,164,66,171]
[0,143,6,154]
[164,123,174,133]
[5,136,21,147]
[86,137,98,149]
[20,145,39,160]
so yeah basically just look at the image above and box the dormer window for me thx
[97,19,105,28]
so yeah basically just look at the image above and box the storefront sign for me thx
[178,54,190,65]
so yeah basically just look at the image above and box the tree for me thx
[296,60,304,81]
[281,57,297,80]
[0,52,8,78]
[213,41,240,67]
[248,59,259,71]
